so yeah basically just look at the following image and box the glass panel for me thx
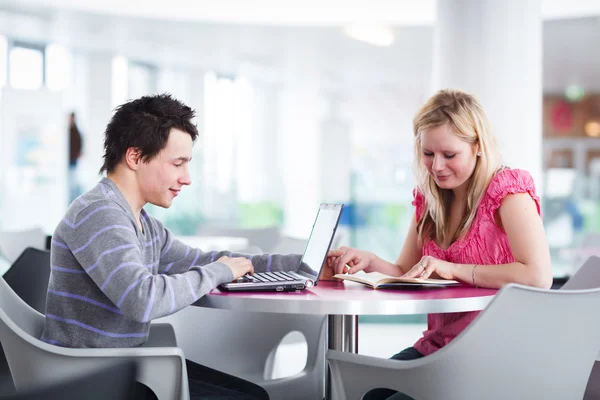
[128,62,156,99]
[0,35,7,89]
[9,46,43,90]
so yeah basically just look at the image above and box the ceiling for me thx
[1,0,600,25]
[0,1,599,92]
[0,5,434,89]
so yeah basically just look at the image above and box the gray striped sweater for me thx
[41,178,301,348]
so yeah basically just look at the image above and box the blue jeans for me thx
[361,347,424,400]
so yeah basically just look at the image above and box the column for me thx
[77,52,113,191]
[433,0,543,186]
[278,35,322,238]
[237,81,279,205]
[319,91,353,246]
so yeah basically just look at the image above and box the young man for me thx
[42,94,302,400]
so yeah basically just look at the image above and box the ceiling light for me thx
[564,84,585,102]
[343,23,395,47]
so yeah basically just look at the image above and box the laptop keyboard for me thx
[241,271,298,283]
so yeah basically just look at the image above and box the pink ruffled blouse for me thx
[411,168,540,356]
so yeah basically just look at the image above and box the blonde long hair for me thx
[413,89,502,246]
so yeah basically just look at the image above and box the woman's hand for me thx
[326,246,375,275]
[402,256,456,280]
[318,259,338,281]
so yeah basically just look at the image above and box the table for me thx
[196,280,497,399]
[177,235,250,252]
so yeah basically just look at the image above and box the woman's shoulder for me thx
[487,167,536,192]
[484,167,539,211]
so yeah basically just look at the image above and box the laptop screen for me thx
[299,204,343,283]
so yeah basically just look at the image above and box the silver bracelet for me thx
[472,264,479,288]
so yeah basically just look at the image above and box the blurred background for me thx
[0,0,599,318]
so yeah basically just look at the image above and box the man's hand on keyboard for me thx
[217,256,254,280]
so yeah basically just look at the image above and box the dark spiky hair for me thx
[100,94,198,174]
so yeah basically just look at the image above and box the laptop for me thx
[219,203,344,292]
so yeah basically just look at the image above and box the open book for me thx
[332,271,460,289]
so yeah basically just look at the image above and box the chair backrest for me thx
[0,251,50,394]
[196,226,281,253]
[561,255,600,290]
[157,307,327,399]
[0,277,186,399]
[420,284,600,399]
[3,360,137,400]
[0,277,45,339]
[329,284,600,400]
[560,256,600,400]
[3,248,51,314]
[0,228,48,264]
[0,277,54,391]
[159,307,326,375]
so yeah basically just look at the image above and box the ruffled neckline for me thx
[425,168,519,254]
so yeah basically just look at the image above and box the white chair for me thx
[2,248,51,314]
[158,308,327,400]
[2,360,137,400]
[327,283,600,400]
[162,235,328,399]
[560,255,600,399]
[0,277,189,400]
[0,248,51,393]
[0,228,48,264]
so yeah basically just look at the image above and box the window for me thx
[128,61,157,99]
[8,42,45,90]
[204,72,236,193]
[111,58,158,109]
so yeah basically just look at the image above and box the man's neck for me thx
[106,170,145,219]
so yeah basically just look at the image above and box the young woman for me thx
[327,88,552,364]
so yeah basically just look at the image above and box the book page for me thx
[366,271,459,284]
[333,271,459,285]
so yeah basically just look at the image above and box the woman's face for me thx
[420,123,478,191]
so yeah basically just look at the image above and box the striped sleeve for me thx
[61,203,233,322]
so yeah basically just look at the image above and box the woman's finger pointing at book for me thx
[420,258,435,279]
[403,256,457,281]
[346,259,367,274]
[403,256,430,278]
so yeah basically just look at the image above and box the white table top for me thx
[196,280,497,316]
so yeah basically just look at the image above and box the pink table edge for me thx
[196,281,498,316]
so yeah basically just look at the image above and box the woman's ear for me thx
[124,147,143,170]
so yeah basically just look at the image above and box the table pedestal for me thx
[327,315,358,399]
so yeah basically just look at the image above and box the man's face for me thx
[137,128,193,208]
